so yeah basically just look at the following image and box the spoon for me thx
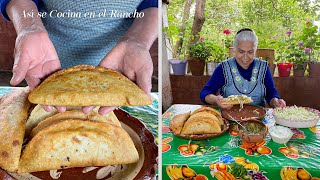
[226,112,248,132]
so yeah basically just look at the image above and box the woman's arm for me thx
[200,64,224,104]
[6,0,44,34]
[264,66,286,108]
[98,8,158,114]
[200,64,232,109]
[7,0,62,112]
[120,7,158,49]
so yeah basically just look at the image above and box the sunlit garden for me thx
[163,0,320,76]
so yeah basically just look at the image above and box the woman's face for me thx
[234,41,255,69]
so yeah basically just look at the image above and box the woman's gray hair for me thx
[233,30,258,51]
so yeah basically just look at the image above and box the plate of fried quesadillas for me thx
[169,107,229,140]
[0,65,157,179]
[8,108,157,180]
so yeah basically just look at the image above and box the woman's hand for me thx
[93,39,153,114]
[82,39,153,115]
[270,98,286,108]
[100,39,153,94]
[7,0,62,113]
[7,0,61,90]
[11,30,62,113]
[205,94,233,110]
[10,30,61,89]
[92,8,158,115]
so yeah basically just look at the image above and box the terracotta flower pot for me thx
[188,59,205,76]
[277,63,293,77]
[293,62,307,77]
[308,62,320,77]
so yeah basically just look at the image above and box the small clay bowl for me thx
[237,120,268,143]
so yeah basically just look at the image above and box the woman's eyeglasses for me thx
[236,28,253,34]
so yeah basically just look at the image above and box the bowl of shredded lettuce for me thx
[274,106,320,128]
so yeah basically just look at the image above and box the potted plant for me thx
[163,25,188,75]
[169,55,188,75]
[188,38,214,76]
[277,62,293,77]
[206,44,226,76]
[286,41,308,77]
[309,50,320,77]
[272,36,288,77]
[300,21,320,77]
[275,31,294,77]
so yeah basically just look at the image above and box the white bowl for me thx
[274,107,320,128]
[274,116,319,128]
[269,126,293,144]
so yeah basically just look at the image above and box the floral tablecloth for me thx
[162,104,320,180]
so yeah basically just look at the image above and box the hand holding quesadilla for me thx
[28,65,152,114]
[221,95,253,105]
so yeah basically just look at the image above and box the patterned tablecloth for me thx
[162,104,320,180]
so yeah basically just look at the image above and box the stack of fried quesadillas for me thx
[0,88,30,172]
[170,107,223,135]
[0,65,152,174]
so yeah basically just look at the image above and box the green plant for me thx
[162,26,179,57]
[286,40,309,64]
[188,39,214,61]
[208,44,228,63]
[299,21,320,62]
[166,0,319,63]
[274,28,312,64]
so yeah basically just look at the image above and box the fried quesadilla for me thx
[0,88,31,172]
[18,119,139,173]
[180,117,221,135]
[28,65,152,106]
[189,111,223,126]
[169,107,223,136]
[190,107,222,119]
[29,109,120,138]
[25,105,120,138]
[26,105,64,138]
[221,95,253,105]
[169,112,190,135]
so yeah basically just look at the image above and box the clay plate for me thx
[221,104,266,122]
[5,109,157,180]
[172,118,230,140]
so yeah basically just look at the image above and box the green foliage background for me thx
[165,0,320,61]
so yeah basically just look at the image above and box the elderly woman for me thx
[200,28,286,109]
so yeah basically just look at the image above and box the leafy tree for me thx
[164,0,320,61]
